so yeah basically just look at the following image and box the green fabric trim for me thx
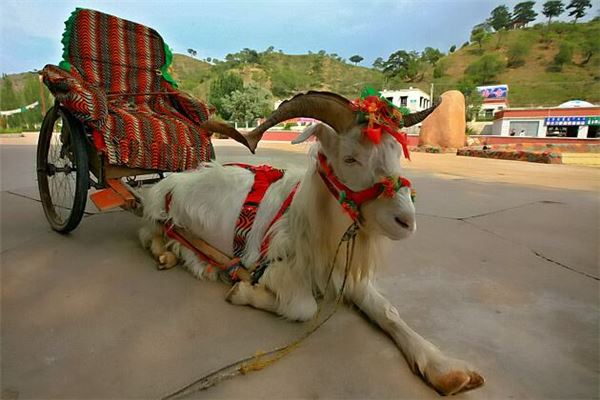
[59,8,82,72]
[360,86,407,114]
[160,42,178,88]
[58,60,72,71]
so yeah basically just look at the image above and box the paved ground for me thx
[1,136,599,399]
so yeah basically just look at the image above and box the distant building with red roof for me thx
[492,102,600,138]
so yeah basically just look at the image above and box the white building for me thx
[379,88,431,112]
[491,105,600,138]
[477,84,509,119]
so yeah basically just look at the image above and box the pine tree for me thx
[488,5,512,31]
[542,0,565,23]
[566,0,592,23]
[512,1,538,27]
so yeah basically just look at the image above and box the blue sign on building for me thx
[544,116,587,126]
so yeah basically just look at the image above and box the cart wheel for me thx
[37,106,89,233]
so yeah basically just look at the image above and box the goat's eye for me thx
[343,156,357,165]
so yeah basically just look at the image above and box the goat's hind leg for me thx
[139,223,178,270]
[350,282,484,396]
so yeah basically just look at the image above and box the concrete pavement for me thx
[1,137,599,399]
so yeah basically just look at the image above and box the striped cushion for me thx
[42,8,212,171]
[96,97,212,171]
[68,8,165,93]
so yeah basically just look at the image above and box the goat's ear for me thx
[313,123,339,154]
[292,123,338,150]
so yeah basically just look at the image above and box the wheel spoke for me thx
[38,109,88,233]
[45,115,79,224]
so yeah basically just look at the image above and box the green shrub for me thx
[433,59,448,78]
[552,41,574,70]
[507,40,532,68]
[465,54,505,84]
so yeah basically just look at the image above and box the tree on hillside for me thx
[470,26,488,51]
[208,72,244,119]
[566,0,592,23]
[225,48,261,65]
[240,48,260,64]
[488,5,512,31]
[457,77,483,121]
[449,44,456,53]
[222,84,273,125]
[465,54,505,84]
[187,48,197,57]
[372,57,385,70]
[382,50,424,82]
[488,5,512,47]
[421,47,444,65]
[349,55,364,65]
[542,0,565,23]
[512,1,538,28]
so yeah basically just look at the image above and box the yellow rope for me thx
[161,222,358,400]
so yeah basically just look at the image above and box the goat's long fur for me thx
[140,144,387,320]
[139,125,484,395]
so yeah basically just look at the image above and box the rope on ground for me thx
[161,222,359,400]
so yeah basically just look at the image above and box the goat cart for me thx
[38,102,160,232]
[36,8,248,233]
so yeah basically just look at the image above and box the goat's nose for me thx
[394,215,415,229]
[394,213,414,230]
[394,216,410,229]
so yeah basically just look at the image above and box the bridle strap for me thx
[317,152,412,221]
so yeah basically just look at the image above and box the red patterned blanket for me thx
[42,8,213,171]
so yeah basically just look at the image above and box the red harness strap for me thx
[258,182,300,262]
[163,165,299,284]
[225,164,285,258]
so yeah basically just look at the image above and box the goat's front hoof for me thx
[225,282,249,305]
[432,370,484,396]
[421,356,484,396]
[225,282,241,303]
[157,251,178,270]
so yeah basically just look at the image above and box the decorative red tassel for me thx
[365,126,382,144]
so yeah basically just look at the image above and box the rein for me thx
[161,221,360,400]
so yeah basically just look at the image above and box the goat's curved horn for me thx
[244,91,357,153]
[197,120,251,151]
[402,98,442,127]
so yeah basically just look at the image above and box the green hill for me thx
[172,51,385,101]
[171,18,599,108]
[429,19,600,107]
[1,19,599,131]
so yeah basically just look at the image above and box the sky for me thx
[1,0,598,75]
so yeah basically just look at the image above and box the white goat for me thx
[139,92,484,396]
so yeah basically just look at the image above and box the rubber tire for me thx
[37,106,89,233]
